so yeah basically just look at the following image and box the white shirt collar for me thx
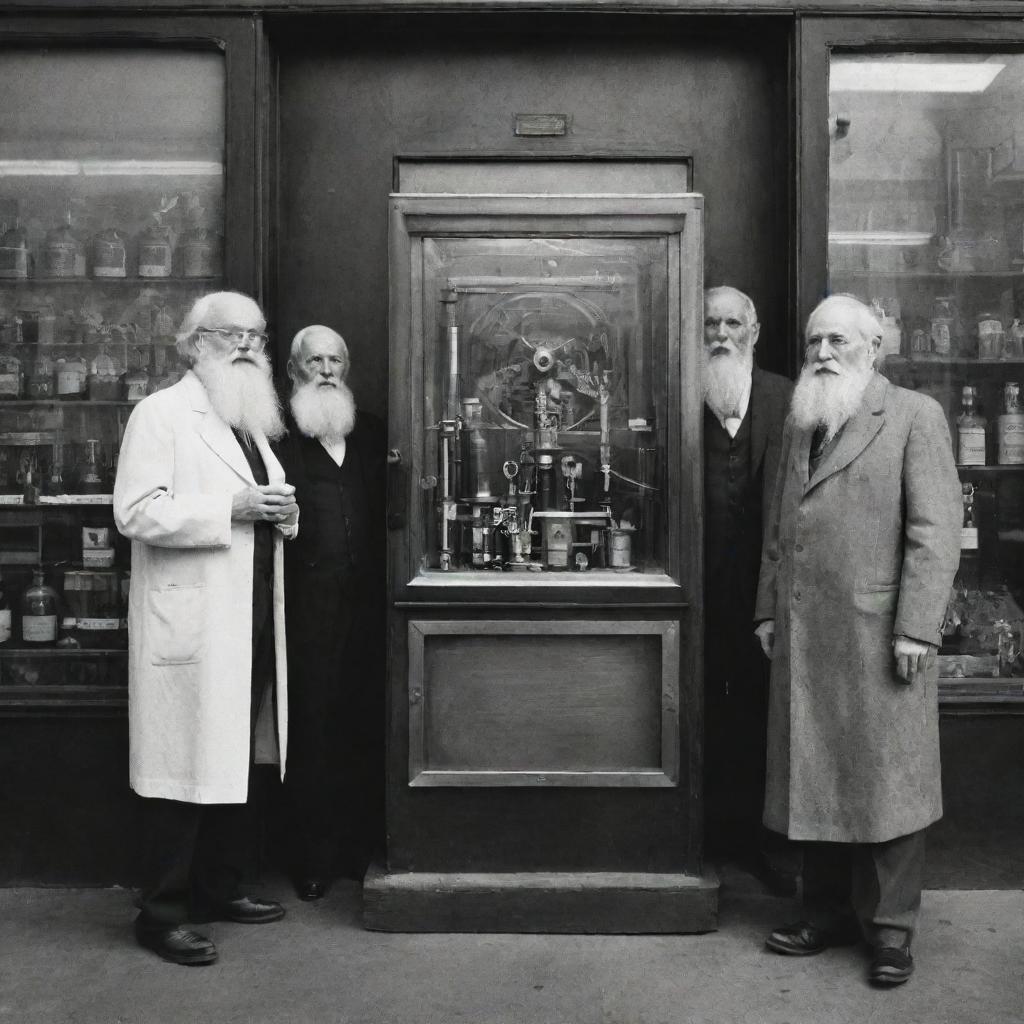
[707,374,752,436]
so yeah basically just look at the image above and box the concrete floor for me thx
[1,872,1022,1024]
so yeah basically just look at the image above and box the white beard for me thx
[790,364,874,442]
[702,346,753,420]
[290,379,357,444]
[193,351,285,441]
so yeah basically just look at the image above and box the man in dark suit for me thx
[275,324,386,900]
[702,286,792,884]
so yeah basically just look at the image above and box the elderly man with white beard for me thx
[754,294,961,986]
[114,291,298,966]
[701,286,792,889]
[275,324,386,901]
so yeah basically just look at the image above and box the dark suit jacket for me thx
[704,365,793,630]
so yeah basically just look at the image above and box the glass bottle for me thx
[20,568,58,645]
[56,615,80,649]
[960,482,978,551]
[930,296,957,358]
[180,226,220,278]
[0,567,11,645]
[976,313,1004,361]
[26,351,54,399]
[78,439,105,495]
[957,385,987,466]
[0,346,22,397]
[0,218,30,280]
[998,382,1024,465]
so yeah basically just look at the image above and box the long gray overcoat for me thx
[754,373,961,843]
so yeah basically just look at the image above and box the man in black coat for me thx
[275,324,386,900]
[702,286,792,884]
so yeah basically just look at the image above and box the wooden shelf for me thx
[833,269,1024,280]
[0,277,219,286]
[0,647,126,658]
[939,676,1024,706]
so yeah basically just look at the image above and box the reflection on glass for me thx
[420,236,667,575]
[829,52,1024,683]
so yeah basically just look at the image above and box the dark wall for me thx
[271,13,794,419]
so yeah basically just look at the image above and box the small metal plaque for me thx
[514,113,569,138]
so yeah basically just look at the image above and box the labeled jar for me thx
[977,313,1004,361]
[20,568,58,645]
[180,227,219,278]
[998,381,1024,464]
[43,223,84,278]
[137,224,173,278]
[92,228,127,278]
[0,221,30,280]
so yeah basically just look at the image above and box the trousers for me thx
[136,575,275,930]
[801,828,927,947]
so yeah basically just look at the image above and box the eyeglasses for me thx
[197,326,268,352]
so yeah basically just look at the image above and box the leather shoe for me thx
[136,923,218,966]
[198,895,285,924]
[297,879,327,902]
[869,945,914,985]
[766,919,861,956]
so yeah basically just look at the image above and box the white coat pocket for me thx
[147,583,205,665]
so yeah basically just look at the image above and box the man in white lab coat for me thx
[114,291,298,966]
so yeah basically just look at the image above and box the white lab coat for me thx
[114,370,293,803]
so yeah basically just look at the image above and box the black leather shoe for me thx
[297,879,327,902]
[200,895,285,924]
[136,924,218,966]
[766,919,861,956]
[869,945,914,985]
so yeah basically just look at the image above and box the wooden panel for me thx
[396,157,691,194]
[408,619,679,786]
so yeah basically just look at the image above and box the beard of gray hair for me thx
[790,363,873,442]
[702,346,753,420]
[193,351,285,441]
[289,379,357,444]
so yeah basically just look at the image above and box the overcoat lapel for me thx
[804,372,888,496]
[181,370,256,484]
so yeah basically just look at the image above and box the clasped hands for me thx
[232,483,298,525]
[754,619,936,684]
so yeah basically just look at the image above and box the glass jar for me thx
[86,345,122,400]
[54,354,87,399]
[137,224,173,278]
[92,228,127,278]
[43,222,84,279]
[122,347,149,402]
[0,348,23,397]
[977,313,1004,361]
[930,296,957,357]
[0,220,30,280]
[26,351,55,398]
[180,226,220,278]
[1006,318,1024,359]
[20,568,58,645]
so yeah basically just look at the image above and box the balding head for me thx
[806,294,882,352]
[288,324,350,383]
[175,291,266,366]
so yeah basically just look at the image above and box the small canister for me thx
[92,229,127,278]
[977,313,1004,361]
[44,223,84,278]
[137,224,172,278]
[180,227,219,278]
[609,528,633,569]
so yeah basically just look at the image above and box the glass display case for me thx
[390,193,701,592]
[0,44,227,709]
[825,48,1024,703]
[418,235,668,578]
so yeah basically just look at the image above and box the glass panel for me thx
[829,52,1024,688]
[0,47,224,673]
[419,235,668,577]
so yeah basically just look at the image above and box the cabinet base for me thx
[362,864,719,933]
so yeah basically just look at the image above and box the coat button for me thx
[794,590,802,600]
[795,544,803,552]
